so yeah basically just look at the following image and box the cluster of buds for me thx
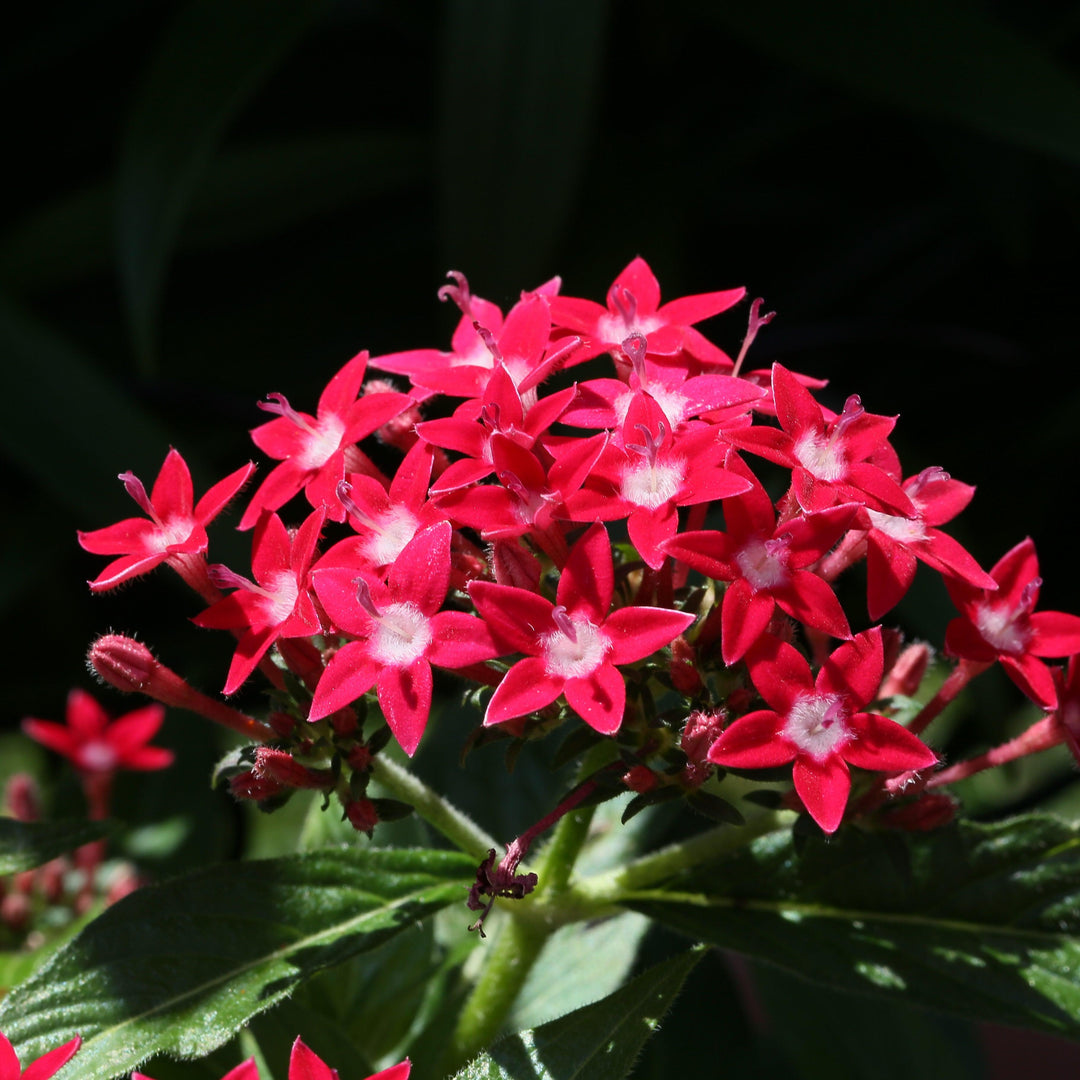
[74,257,1080,851]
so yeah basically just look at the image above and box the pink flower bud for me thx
[253,747,333,790]
[345,798,379,836]
[1,890,31,932]
[880,642,932,699]
[670,637,704,696]
[230,771,287,802]
[622,765,657,793]
[4,773,41,821]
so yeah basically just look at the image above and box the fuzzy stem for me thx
[927,714,1065,789]
[908,657,991,737]
[369,754,497,861]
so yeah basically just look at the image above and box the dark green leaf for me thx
[455,946,702,1080]
[628,815,1080,1037]
[706,0,1080,165]
[0,818,109,875]
[0,847,474,1080]
[116,0,328,368]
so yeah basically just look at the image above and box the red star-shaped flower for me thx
[0,1032,81,1080]
[708,628,937,832]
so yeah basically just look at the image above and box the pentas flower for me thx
[708,628,938,833]
[563,396,752,569]
[944,537,1080,709]
[469,523,696,734]
[1052,656,1080,767]
[78,448,254,592]
[310,521,500,756]
[662,451,855,663]
[239,350,410,530]
[134,1038,409,1080]
[193,508,325,695]
[23,689,173,775]
[861,466,996,620]
[0,1031,81,1080]
[549,255,745,367]
[726,362,912,515]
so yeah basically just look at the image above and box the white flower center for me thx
[298,414,346,470]
[370,602,432,667]
[866,510,926,544]
[793,431,846,482]
[784,693,850,760]
[541,618,611,680]
[362,508,419,567]
[620,458,685,510]
[735,536,789,591]
[975,603,1030,655]
[79,740,118,772]
[156,515,196,550]
[595,311,663,344]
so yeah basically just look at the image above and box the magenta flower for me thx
[662,451,855,663]
[0,1032,81,1080]
[193,508,325,695]
[469,523,696,734]
[23,689,173,775]
[708,629,938,832]
[239,350,410,530]
[310,521,500,756]
[550,256,745,367]
[77,448,254,592]
[944,537,1080,709]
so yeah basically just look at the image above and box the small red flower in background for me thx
[77,448,254,592]
[0,1031,81,1080]
[707,628,937,833]
[132,1037,409,1080]
[944,537,1080,710]
[22,689,173,776]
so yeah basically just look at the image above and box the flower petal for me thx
[793,755,850,833]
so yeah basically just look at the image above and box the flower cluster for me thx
[79,257,1080,839]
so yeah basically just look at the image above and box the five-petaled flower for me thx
[22,689,173,776]
[707,628,937,832]
[469,523,696,734]
[78,448,254,593]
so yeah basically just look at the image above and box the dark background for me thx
[4,2,1080,1074]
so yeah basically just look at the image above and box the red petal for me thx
[239,460,309,530]
[1029,611,1080,658]
[793,755,850,833]
[107,703,166,754]
[87,551,170,591]
[289,1037,336,1080]
[605,606,695,665]
[720,581,775,666]
[150,448,194,520]
[428,612,501,668]
[1000,653,1059,710]
[989,537,1039,607]
[565,663,626,734]
[377,660,433,757]
[0,1032,20,1080]
[21,719,79,760]
[485,658,563,726]
[628,504,679,570]
[78,517,159,555]
[746,637,815,715]
[771,362,825,439]
[66,688,110,736]
[612,257,661,314]
[707,711,794,768]
[251,512,292,582]
[309,643,381,721]
[866,535,918,621]
[22,1036,82,1080]
[773,570,852,641]
[817,628,883,708]
[367,1062,411,1080]
[843,713,937,772]
[658,286,746,326]
[222,626,278,696]
[194,461,257,524]
[469,581,553,655]
[317,349,370,419]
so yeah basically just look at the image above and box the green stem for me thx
[370,754,497,862]
[569,811,785,909]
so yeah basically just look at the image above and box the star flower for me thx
[469,523,696,733]
[309,521,500,756]
[22,689,173,775]
[549,256,745,367]
[77,448,254,592]
[944,537,1080,709]
[193,508,325,695]
[708,628,938,832]
[239,351,410,530]
[0,1032,81,1080]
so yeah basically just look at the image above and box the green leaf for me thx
[705,0,1080,165]
[506,913,651,1034]
[0,847,475,1080]
[116,0,328,369]
[454,946,702,1080]
[0,818,109,875]
[628,815,1080,1038]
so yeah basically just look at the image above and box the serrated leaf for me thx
[116,0,328,369]
[705,0,1080,165]
[0,847,474,1080]
[627,815,1080,1037]
[0,818,109,874]
[455,946,702,1080]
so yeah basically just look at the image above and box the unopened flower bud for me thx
[1,891,31,932]
[880,642,931,699]
[670,637,704,696]
[347,744,373,772]
[4,773,41,821]
[344,797,379,836]
[622,765,657,793]
[253,747,333,791]
[230,771,287,802]
[489,539,542,592]
[879,793,957,832]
